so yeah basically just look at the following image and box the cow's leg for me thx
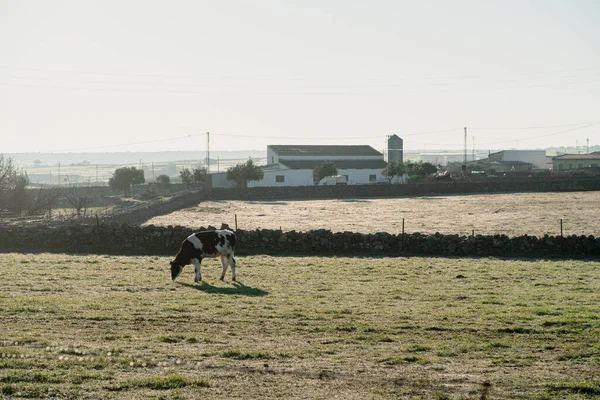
[219,254,229,281]
[228,255,237,282]
[192,257,202,282]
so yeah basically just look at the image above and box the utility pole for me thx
[587,138,590,154]
[206,132,211,198]
[462,127,467,173]
[206,132,210,174]
[472,136,475,163]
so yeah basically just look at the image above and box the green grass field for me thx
[0,253,598,399]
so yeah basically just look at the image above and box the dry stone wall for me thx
[1,223,598,258]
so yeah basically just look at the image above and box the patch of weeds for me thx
[381,355,428,365]
[355,334,394,343]
[158,335,186,343]
[1,383,51,398]
[70,371,111,384]
[497,327,537,334]
[488,342,511,349]
[335,325,357,332]
[322,308,353,315]
[112,375,210,391]
[534,309,561,316]
[424,326,449,332]
[1,385,14,396]
[407,344,431,353]
[557,352,596,362]
[0,372,62,384]
[547,381,600,396]
[14,336,48,346]
[482,298,505,305]
[221,350,272,360]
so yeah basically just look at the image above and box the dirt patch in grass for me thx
[143,191,600,236]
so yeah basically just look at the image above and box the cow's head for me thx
[170,260,184,281]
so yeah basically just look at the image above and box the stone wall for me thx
[1,223,598,258]
[210,177,600,201]
[106,189,205,225]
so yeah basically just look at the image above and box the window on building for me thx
[369,175,377,182]
[578,164,583,169]
[569,164,573,169]
[558,164,563,170]
[591,164,598,168]
[275,175,285,183]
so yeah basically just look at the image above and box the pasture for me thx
[1,253,598,399]
[143,191,600,237]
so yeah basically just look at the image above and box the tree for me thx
[0,155,31,215]
[179,168,193,189]
[405,161,438,182]
[8,173,29,214]
[31,187,60,218]
[382,162,397,183]
[382,161,408,183]
[312,161,338,184]
[109,166,145,196]
[421,162,438,175]
[64,177,92,217]
[192,167,208,186]
[0,155,16,209]
[226,159,265,188]
[156,174,170,187]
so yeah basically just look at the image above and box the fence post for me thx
[401,218,405,250]
[560,218,563,237]
[235,214,238,231]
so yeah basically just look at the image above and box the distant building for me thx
[419,152,480,166]
[245,145,387,187]
[552,152,600,171]
[387,135,403,165]
[489,150,547,170]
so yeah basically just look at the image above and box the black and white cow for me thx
[170,229,237,282]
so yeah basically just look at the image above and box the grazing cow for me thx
[170,229,237,282]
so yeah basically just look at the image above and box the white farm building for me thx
[247,145,388,187]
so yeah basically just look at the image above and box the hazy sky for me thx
[1,0,599,154]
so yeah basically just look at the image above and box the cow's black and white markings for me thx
[170,229,237,282]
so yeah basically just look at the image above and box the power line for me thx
[471,120,600,130]
[2,65,599,82]
[15,119,599,153]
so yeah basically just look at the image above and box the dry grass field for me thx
[144,191,600,237]
[0,253,598,399]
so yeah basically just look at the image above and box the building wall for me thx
[492,150,547,169]
[246,167,386,187]
[210,172,235,189]
[248,168,314,187]
[553,157,600,171]
[267,148,279,165]
[338,168,386,184]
